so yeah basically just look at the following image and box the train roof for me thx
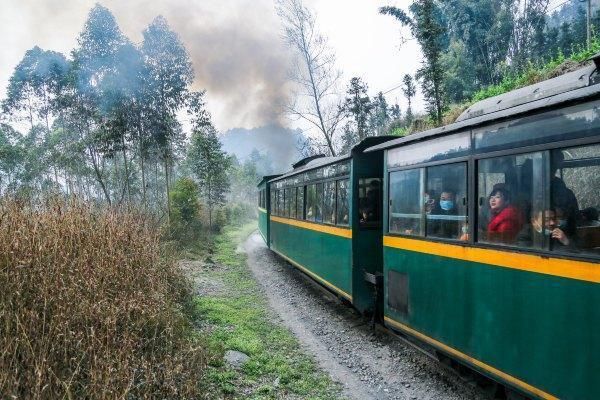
[269,154,350,183]
[365,54,600,153]
[257,174,282,187]
[269,136,398,183]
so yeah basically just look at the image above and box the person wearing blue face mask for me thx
[428,189,461,239]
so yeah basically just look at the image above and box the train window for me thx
[426,163,468,241]
[337,179,350,226]
[323,181,336,225]
[359,178,381,228]
[306,184,317,221]
[284,188,292,218]
[315,183,324,223]
[297,186,305,219]
[474,100,600,153]
[270,190,275,214]
[478,152,546,248]
[387,131,470,168]
[551,143,600,256]
[277,189,284,216]
[290,187,297,219]
[389,168,424,236]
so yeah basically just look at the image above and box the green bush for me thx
[169,177,202,244]
[214,208,228,232]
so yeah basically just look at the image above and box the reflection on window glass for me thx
[315,183,324,222]
[290,188,297,219]
[389,169,424,236]
[323,181,336,224]
[359,178,381,227]
[478,153,542,246]
[387,132,470,168]
[270,191,275,214]
[426,163,468,241]
[306,184,316,221]
[277,190,284,216]
[474,100,600,152]
[298,186,305,219]
[281,188,288,217]
[336,179,350,226]
[552,143,600,256]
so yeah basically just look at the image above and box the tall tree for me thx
[341,77,373,143]
[141,15,193,220]
[276,0,344,156]
[370,91,390,136]
[69,4,131,204]
[440,0,513,87]
[441,40,476,103]
[401,74,416,124]
[187,124,230,229]
[509,0,550,70]
[2,47,69,130]
[381,2,447,123]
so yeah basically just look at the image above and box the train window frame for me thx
[550,143,600,257]
[270,190,276,215]
[359,178,382,229]
[268,159,350,227]
[298,186,305,220]
[336,178,350,227]
[470,142,600,262]
[383,120,600,262]
[388,167,425,237]
[289,187,296,219]
[315,182,324,223]
[475,151,548,249]
[425,162,469,242]
[322,180,337,226]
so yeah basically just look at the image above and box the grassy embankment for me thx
[194,223,342,399]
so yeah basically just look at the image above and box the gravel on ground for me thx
[244,231,490,400]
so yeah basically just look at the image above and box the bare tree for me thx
[276,0,344,156]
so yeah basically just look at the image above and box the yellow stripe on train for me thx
[383,235,600,284]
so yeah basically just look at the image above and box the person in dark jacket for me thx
[517,208,574,251]
[428,189,461,239]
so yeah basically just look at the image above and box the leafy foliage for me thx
[381,1,447,123]
[187,123,231,230]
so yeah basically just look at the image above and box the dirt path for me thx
[244,232,490,400]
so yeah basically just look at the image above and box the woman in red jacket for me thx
[486,187,523,244]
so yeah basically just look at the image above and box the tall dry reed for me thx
[0,198,206,399]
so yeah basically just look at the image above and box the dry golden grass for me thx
[0,198,206,399]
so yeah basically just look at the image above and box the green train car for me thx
[257,174,281,248]
[264,137,394,315]
[258,57,600,399]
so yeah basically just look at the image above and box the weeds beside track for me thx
[0,198,207,399]
[194,224,342,399]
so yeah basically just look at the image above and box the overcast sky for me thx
[0,0,422,132]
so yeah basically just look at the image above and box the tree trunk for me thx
[164,157,171,225]
[137,115,147,207]
[139,136,146,207]
[88,145,111,205]
[121,135,131,204]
